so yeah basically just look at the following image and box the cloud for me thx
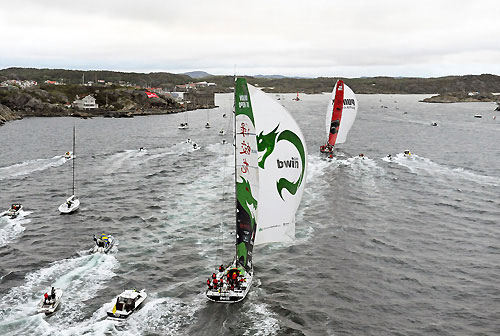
[1,0,499,77]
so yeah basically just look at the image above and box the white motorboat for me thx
[91,234,115,254]
[37,287,63,315]
[64,151,72,159]
[218,129,225,136]
[205,122,211,129]
[107,289,147,321]
[5,203,22,219]
[474,114,482,118]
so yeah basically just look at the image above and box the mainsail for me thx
[234,78,259,273]
[325,80,358,146]
[247,84,307,245]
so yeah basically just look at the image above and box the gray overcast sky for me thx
[1,0,499,77]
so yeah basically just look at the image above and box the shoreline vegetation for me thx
[1,67,500,125]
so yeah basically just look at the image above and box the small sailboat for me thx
[319,80,358,154]
[37,287,63,315]
[205,109,211,128]
[4,203,23,219]
[59,126,80,214]
[107,289,147,321]
[206,78,307,303]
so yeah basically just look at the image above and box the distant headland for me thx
[2,67,500,125]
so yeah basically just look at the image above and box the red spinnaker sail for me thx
[327,80,344,146]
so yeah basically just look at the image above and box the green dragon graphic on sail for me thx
[257,125,279,169]
[257,125,306,200]
[236,177,257,228]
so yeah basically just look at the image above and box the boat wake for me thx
[102,141,204,174]
[0,252,118,334]
[0,156,68,181]
[242,301,280,336]
[0,211,31,247]
[392,153,500,186]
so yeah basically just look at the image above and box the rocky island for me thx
[421,92,500,103]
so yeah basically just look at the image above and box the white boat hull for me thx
[91,235,115,254]
[38,288,63,315]
[107,289,147,321]
[5,204,23,219]
[206,261,253,303]
[58,195,80,214]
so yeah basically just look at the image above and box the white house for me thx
[72,95,98,110]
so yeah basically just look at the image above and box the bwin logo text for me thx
[277,157,299,169]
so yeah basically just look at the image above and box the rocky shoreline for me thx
[421,92,500,103]
[0,103,214,125]
[0,85,215,126]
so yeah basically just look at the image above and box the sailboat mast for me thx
[72,125,75,196]
[233,78,238,259]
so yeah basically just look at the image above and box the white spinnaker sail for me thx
[247,84,307,245]
[325,81,358,145]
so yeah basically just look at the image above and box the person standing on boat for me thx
[51,287,55,300]
[44,292,49,304]
[207,279,212,290]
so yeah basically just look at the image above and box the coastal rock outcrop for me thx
[421,92,500,103]
[0,103,22,125]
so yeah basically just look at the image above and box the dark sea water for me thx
[0,93,499,335]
